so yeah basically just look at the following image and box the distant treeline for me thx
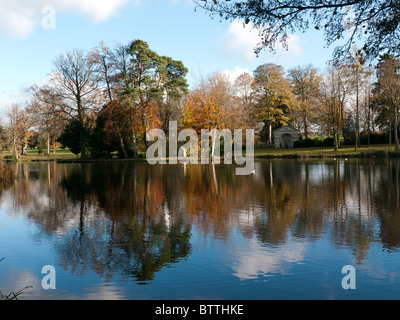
[3,40,400,160]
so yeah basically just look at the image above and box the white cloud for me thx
[0,0,140,38]
[225,20,261,62]
[0,2,38,38]
[57,0,133,23]
[0,86,30,110]
[220,66,252,83]
[284,34,304,56]
[224,19,304,63]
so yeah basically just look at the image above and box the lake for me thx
[1,159,400,300]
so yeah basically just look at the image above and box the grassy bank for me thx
[0,148,148,163]
[253,144,400,159]
[1,145,400,163]
[0,148,77,162]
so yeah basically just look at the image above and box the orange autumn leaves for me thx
[182,72,250,134]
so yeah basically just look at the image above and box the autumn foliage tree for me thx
[183,73,234,131]
[252,63,294,144]
[97,40,189,157]
[234,72,256,126]
[288,64,322,139]
[182,72,252,157]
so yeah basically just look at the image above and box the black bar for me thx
[0,299,362,319]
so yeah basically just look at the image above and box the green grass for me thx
[2,145,400,163]
[1,148,77,162]
[253,144,400,158]
[0,148,149,163]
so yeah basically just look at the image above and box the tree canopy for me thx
[195,0,400,61]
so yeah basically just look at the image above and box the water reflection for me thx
[3,159,400,285]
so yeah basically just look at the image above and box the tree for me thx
[195,0,400,61]
[182,72,249,158]
[319,61,352,148]
[374,55,400,151]
[5,104,30,159]
[288,64,321,138]
[106,42,141,157]
[156,56,189,134]
[57,119,87,156]
[90,41,115,102]
[88,114,120,158]
[0,126,7,151]
[49,49,104,159]
[183,72,247,129]
[372,92,393,146]
[346,47,372,150]
[113,40,188,156]
[234,72,256,126]
[317,65,345,151]
[124,39,165,152]
[252,63,294,144]
[18,110,34,156]
[90,42,130,158]
[361,77,374,147]
[27,85,65,156]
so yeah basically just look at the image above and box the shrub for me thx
[293,136,335,148]
[302,138,315,147]
[323,137,335,147]
[294,137,316,148]
[345,131,389,145]
[313,137,323,147]
[57,120,86,156]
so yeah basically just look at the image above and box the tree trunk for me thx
[340,101,345,143]
[303,106,308,139]
[13,138,19,160]
[389,115,392,148]
[395,107,399,151]
[143,131,148,151]
[355,81,359,152]
[78,124,86,159]
[211,130,218,159]
[47,132,50,156]
[119,133,128,158]
[268,121,272,145]
[353,64,361,151]
[334,130,339,151]
[21,144,27,156]
[21,138,28,156]
[132,132,139,158]
[77,97,87,159]
[367,98,371,148]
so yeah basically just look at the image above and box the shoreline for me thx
[1,146,400,163]
[254,150,400,159]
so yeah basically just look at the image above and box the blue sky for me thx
[0,0,337,110]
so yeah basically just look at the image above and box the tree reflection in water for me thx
[5,158,400,282]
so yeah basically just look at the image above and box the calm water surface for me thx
[1,159,400,300]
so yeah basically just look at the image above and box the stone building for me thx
[273,126,299,149]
